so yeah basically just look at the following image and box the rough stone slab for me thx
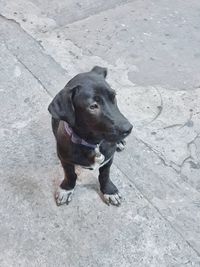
[1,147,200,267]
[115,134,200,254]
[30,0,133,26]
[1,49,199,264]
[41,0,200,90]
[0,16,68,97]
[0,0,133,27]
[0,36,199,267]
[181,135,200,191]
[0,45,200,265]
[0,42,52,167]
[0,43,51,127]
[3,0,199,171]
[1,1,200,266]
[23,1,200,187]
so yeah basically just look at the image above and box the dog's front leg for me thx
[55,162,77,206]
[99,158,122,206]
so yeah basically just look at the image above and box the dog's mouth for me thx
[103,135,124,143]
[103,129,132,143]
[77,121,133,144]
[102,121,133,143]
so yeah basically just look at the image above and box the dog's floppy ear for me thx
[48,86,77,126]
[91,66,107,78]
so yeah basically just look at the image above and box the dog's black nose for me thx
[121,123,133,137]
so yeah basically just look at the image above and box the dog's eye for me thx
[89,103,98,110]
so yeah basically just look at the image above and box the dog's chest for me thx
[77,145,110,170]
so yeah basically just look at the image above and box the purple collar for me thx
[64,121,97,149]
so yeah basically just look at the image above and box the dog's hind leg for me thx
[55,162,77,206]
[98,158,122,206]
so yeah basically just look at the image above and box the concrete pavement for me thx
[0,0,200,266]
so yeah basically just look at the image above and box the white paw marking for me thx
[103,192,122,206]
[55,187,74,206]
[116,141,126,151]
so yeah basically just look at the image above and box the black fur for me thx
[48,66,132,204]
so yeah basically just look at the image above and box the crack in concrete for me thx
[148,87,163,124]
[4,42,53,98]
[135,136,180,173]
[0,14,44,50]
[163,111,193,130]
[0,11,102,70]
[0,13,67,75]
[135,132,200,199]
[187,133,199,151]
[114,163,200,258]
[136,130,200,178]
[16,56,53,98]
[180,133,200,170]
[51,0,134,29]
[163,123,183,129]
[180,112,193,129]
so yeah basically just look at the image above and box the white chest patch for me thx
[77,145,111,170]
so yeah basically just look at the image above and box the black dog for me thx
[48,66,132,206]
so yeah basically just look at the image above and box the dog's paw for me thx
[55,187,74,206]
[103,192,122,206]
[116,140,126,152]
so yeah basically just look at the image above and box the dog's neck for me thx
[64,121,100,148]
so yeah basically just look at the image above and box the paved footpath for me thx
[0,1,200,266]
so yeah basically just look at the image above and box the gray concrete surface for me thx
[0,0,200,266]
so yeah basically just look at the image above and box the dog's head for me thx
[48,66,132,143]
